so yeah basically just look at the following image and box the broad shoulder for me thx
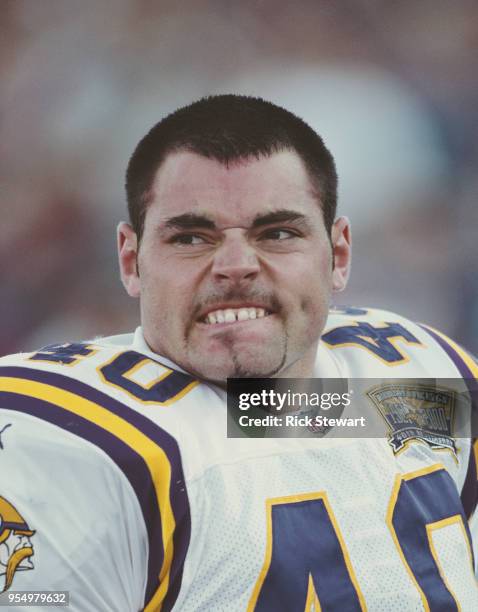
[0,333,201,408]
[321,305,476,378]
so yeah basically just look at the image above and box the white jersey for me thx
[0,306,477,611]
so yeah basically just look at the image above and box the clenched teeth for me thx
[205,307,268,324]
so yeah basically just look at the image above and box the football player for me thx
[1,95,477,610]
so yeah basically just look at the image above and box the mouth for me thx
[198,305,274,325]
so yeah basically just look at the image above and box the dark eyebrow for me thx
[251,209,307,228]
[162,209,307,233]
[164,213,216,230]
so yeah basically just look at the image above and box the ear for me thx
[331,216,351,292]
[117,222,140,298]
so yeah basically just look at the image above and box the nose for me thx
[211,229,260,284]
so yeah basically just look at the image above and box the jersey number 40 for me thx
[250,465,474,611]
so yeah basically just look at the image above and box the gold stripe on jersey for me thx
[1,376,175,612]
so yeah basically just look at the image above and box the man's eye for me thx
[260,229,297,241]
[171,234,206,245]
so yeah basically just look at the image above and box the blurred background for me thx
[2,0,477,356]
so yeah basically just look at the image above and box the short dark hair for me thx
[126,94,338,241]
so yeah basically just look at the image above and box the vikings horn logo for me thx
[0,497,35,592]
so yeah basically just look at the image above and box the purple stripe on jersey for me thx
[418,326,478,519]
[419,326,476,381]
[0,366,192,610]
[0,390,163,599]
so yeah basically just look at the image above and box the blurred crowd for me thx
[1,0,477,356]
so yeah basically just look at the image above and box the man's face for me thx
[119,149,350,382]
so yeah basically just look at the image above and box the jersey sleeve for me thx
[0,364,191,611]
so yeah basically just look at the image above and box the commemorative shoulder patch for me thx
[367,383,457,456]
